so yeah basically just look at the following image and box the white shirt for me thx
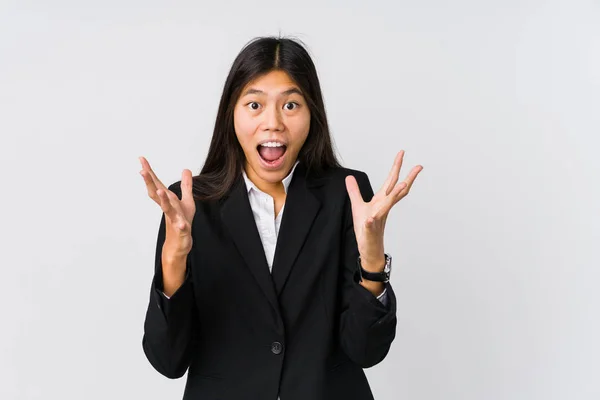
[241,161,298,271]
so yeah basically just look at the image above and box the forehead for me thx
[241,70,301,94]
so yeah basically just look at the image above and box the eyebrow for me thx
[241,87,304,97]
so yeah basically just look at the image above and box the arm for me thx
[141,186,199,379]
[338,171,397,368]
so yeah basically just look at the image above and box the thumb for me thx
[345,175,364,208]
[181,169,193,204]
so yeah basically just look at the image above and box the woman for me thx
[139,36,422,400]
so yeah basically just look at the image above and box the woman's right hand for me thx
[139,156,196,260]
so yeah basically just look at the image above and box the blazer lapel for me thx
[272,162,322,295]
[220,162,324,310]
[220,176,280,316]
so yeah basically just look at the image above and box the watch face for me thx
[384,254,392,274]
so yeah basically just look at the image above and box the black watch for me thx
[357,253,392,283]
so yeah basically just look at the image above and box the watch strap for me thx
[357,253,392,282]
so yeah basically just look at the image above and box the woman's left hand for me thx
[345,150,423,271]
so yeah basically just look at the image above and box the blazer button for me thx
[271,341,283,355]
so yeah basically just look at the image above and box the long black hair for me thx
[192,36,341,201]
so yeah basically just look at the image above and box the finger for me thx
[394,165,423,202]
[370,163,423,221]
[381,150,404,196]
[139,156,161,198]
[373,181,408,220]
[375,165,422,218]
[156,189,176,219]
[159,195,187,231]
[158,189,188,233]
[345,175,364,208]
[139,168,159,203]
[180,169,194,205]
[139,156,168,192]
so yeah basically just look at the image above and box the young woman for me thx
[139,36,422,400]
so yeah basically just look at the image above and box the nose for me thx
[262,104,284,132]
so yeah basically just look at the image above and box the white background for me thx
[1,0,599,399]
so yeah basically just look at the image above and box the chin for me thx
[246,152,295,183]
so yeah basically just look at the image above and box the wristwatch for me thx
[357,253,392,283]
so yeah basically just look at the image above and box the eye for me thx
[284,102,299,111]
[246,102,261,110]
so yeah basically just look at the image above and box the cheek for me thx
[289,114,311,144]
[233,112,257,146]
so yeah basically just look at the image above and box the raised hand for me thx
[344,150,423,271]
[139,156,196,258]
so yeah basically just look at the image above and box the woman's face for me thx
[233,69,311,186]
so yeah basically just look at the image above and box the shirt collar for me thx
[242,160,300,195]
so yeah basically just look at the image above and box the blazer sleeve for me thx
[338,171,398,368]
[141,184,199,379]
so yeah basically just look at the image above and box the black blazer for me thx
[142,161,397,400]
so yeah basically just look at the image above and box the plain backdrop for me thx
[1,0,598,399]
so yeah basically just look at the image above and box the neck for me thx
[245,162,288,199]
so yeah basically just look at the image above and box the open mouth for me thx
[256,142,287,168]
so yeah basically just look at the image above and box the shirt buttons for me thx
[271,341,283,355]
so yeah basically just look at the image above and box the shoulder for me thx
[309,165,374,201]
[310,165,369,183]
